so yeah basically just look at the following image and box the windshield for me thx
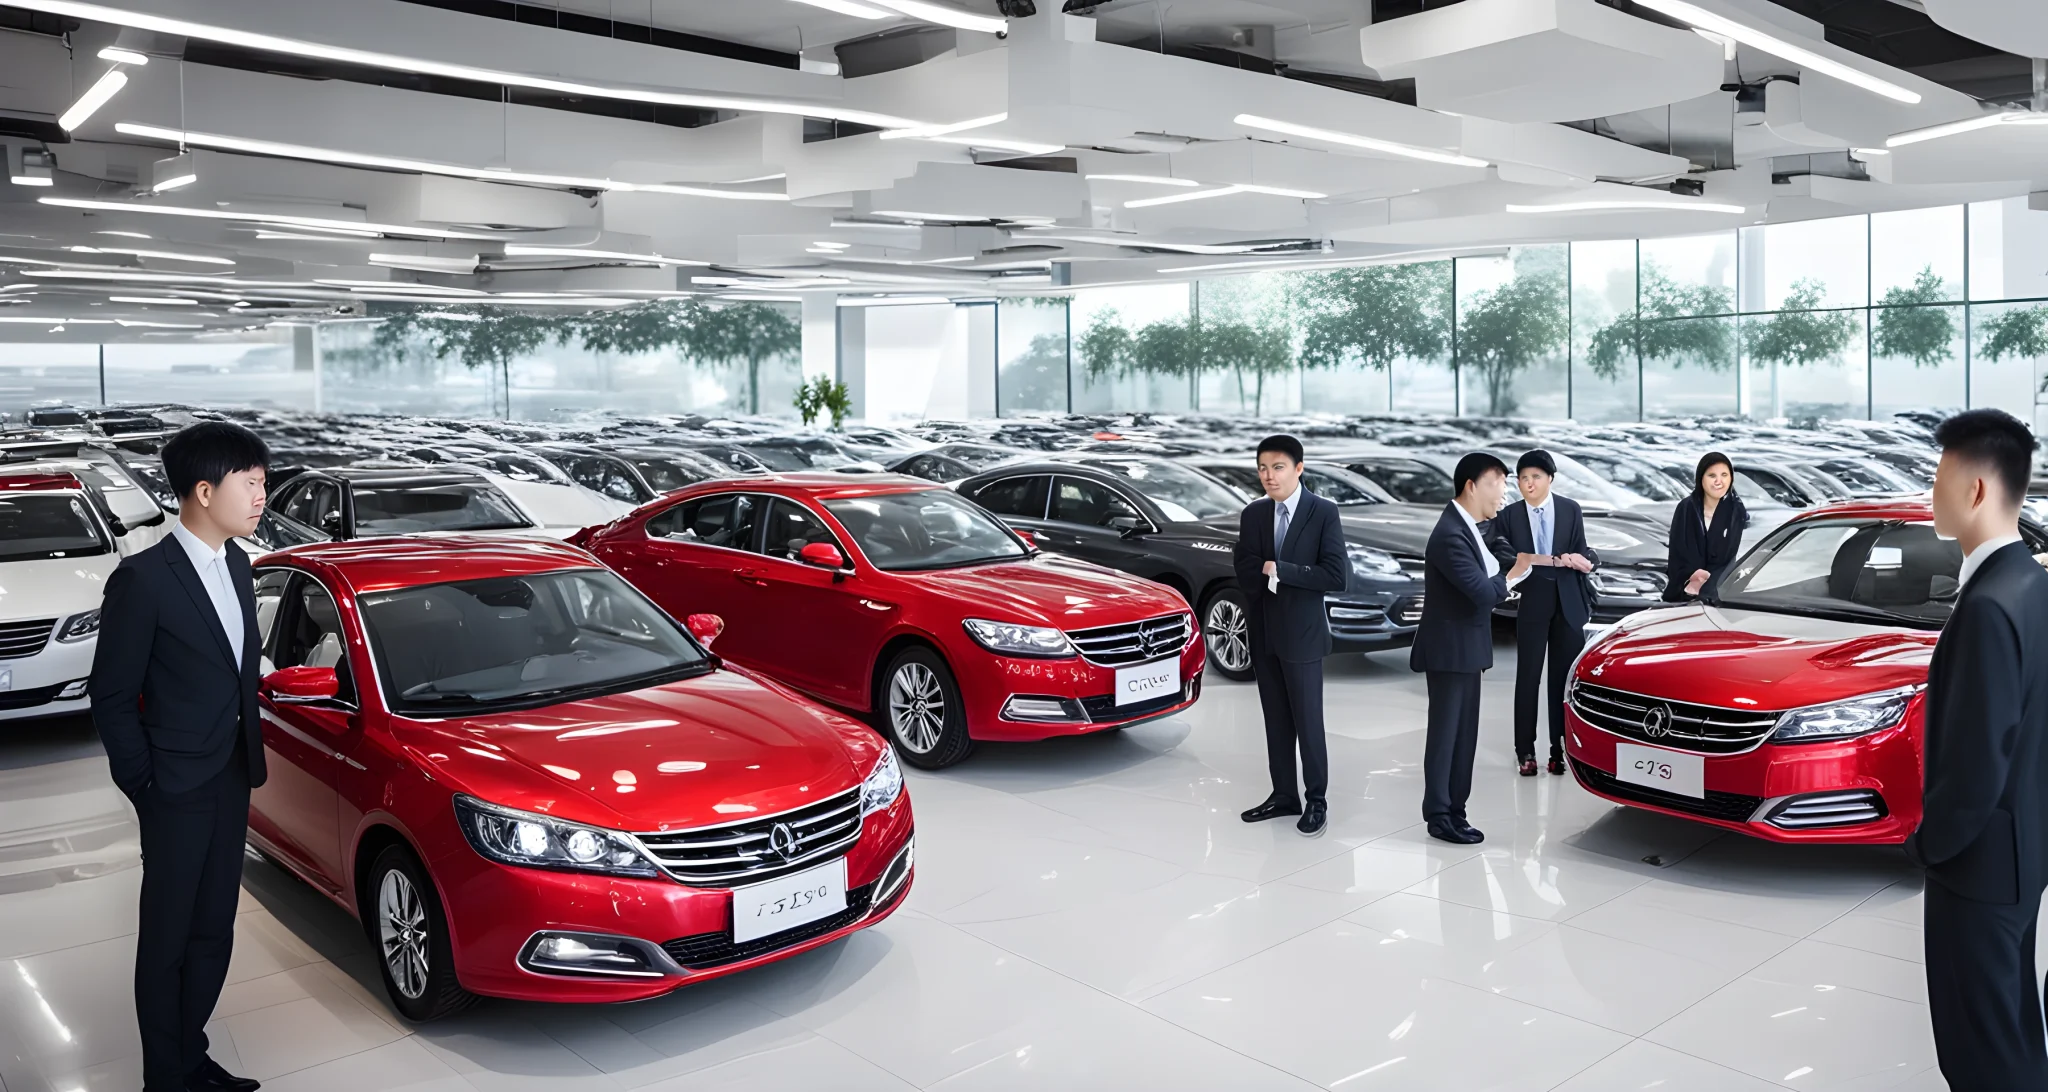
[1815,459,1916,494]
[824,490,1028,571]
[947,446,1022,470]
[1537,451,1652,506]
[1078,459,1241,521]
[352,482,533,534]
[736,438,865,471]
[1568,450,1688,502]
[359,568,709,715]
[1344,458,1453,504]
[1717,518,1996,629]
[470,453,568,484]
[1303,468,1384,506]
[632,457,710,492]
[0,494,108,561]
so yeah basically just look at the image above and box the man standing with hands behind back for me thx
[1233,434,1348,837]
[91,421,271,1092]
[1413,453,1533,844]
[1488,450,1598,777]
[1910,408,2048,1090]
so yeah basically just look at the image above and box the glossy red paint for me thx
[0,471,83,491]
[580,474,1206,747]
[244,536,913,1005]
[1565,499,1946,844]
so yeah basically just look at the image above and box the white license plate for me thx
[1114,659,1179,706]
[730,857,847,944]
[1613,742,1705,799]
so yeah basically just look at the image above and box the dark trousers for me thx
[1924,881,2048,1091]
[1513,578,1584,759]
[1423,670,1482,824]
[1253,650,1327,807]
[135,750,250,1090]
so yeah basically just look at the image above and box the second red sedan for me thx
[577,474,1205,768]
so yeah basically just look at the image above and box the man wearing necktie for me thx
[1487,450,1598,777]
[91,422,271,1092]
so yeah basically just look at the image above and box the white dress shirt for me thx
[1527,494,1555,557]
[1959,533,2024,589]
[1268,485,1303,593]
[172,522,246,665]
[1457,501,1528,590]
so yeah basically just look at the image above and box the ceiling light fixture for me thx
[922,256,977,263]
[1628,0,1920,104]
[1236,183,1329,199]
[1885,110,2048,148]
[108,295,198,305]
[926,134,1066,155]
[830,218,923,230]
[96,46,148,64]
[837,295,952,306]
[9,150,54,187]
[70,245,234,265]
[1504,199,1747,214]
[314,279,485,294]
[870,210,991,222]
[1156,248,1499,274]
[812,241,851,249]
[39,196,496,240]
[866,0,1006,33]
[93,230,151,239]
[784,0,892,17]
[1123,186,1244,209]
[1084,174,1200,187]
[1234,114,1488,168]
[150,152,196,193]
[723,172,788,184]
[1849,147,1890,157]
[880,112,1008,141]
[368,252,481,273]
[58,69,128,131]
[115,319,201,328]
[500,245,708,266]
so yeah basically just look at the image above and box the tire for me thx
[365,844,475,1023]
[1201,587,1255,682]
[878,646,974,770]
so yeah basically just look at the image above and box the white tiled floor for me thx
[0,643,1993,1091]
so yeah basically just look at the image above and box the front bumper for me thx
[0,633,95,722]
[1324,591,1421,653]
[1563,708,1919,844]
[967,637,1206,742]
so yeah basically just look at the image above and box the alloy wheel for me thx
[378,869,430,1001]
[1206,597,1251,675]
[888,663,946,754]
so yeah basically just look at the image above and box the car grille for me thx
[1568,682,1778,756]
[1396,554,1426,577]
[0,619,56,660]
[1571,758,1763,824]
[661,882,875,970]
[1066,612,1192,668]
[0,680,72,710]
[1762,790,1889,830]
[1391,594,1425,626]
[634,787,862,886]
[1079,685,1191,722]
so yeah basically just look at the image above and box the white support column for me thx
[801,293,837,384]
[837,302,867,423]
[964,302,997,418]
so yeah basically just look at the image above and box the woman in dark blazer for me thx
[1664,451,1748,604]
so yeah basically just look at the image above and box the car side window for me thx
[595,460,644,503]
[1303,468,1376,505]
[1051,477,1142,529]
[645,493,762,551]
[562,456,609,494]
[1203,465,1262,499]
[280,480,317,524]
[897,455,943,482]
[277,578,356,703]
[252,569,292,674]
[969,475,1049,518]
[762,499,842,562]
[1737,470,1804,508]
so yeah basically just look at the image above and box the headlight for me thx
[1769,685,1921,744]
[56,609,101,643]
[453,795,661,878]
[1347,544,1403,576]
[1589,569,1664,596]
[963,618,1073,658]
[860,747,903,817]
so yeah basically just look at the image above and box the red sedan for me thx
[1566,498,2048,843]
[245,536,914,1020]
[576,474,1204,769]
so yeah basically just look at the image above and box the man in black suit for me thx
[90,422,271,1092]
[1233,434,1349,836]
[1411,453,1533,844]
[1488,450,1599,777]
[1908,408,2048,1090]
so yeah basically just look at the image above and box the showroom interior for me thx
[4,0,2048,1089]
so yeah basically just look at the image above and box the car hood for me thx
[1334,504,1437,556]
[1578,603,1935,712]
[0,553,117,622]
[905,554,1191,627]
[399,668,878,833]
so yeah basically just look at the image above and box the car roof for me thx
[1783,496,1935,523]
[672,471,942,502]
[261,535,599,593]
[0,470,84,492]
[309,466,492,486]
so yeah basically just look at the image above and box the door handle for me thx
[733,568,767,585]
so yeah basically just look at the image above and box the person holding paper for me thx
[1487,450,1599,777]
[1232,434,1348,837]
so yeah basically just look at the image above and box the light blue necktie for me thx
[1535,505,1551,556]
[1275,502,1290,555]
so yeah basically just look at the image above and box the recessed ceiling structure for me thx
[0,0,2042,337]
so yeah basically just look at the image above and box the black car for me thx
[1321,451,1458,505]
[255,465,539,548]
[887,443,1029,484]
[533,442,737,505]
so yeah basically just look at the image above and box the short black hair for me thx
[1935,409,2035,506]
[1516,449,1556,477]
[161,420,269,499]
[1453,452,1509,497]
[1255,434,1304,465]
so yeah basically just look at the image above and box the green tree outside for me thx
[1456,253,1567,415]
[1872,266,1957,369]
[1745,279,1857,371]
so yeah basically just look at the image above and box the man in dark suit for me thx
[91,422,271,1092]
[1908,408,2048,1090]
[1411,453,1533,844]
[1233,434,1349,836]
[1487,450,1599,777]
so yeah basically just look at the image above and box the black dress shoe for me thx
[1426,819,1482,845]
[1296,802,1327,837]
[1453,820,1485,844]
[1241,796,1302,823]
[187,1057,260,1092]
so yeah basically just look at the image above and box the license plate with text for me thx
[1613,742,1705,799]
[1114,659,1179,706]
[730,857,847,944]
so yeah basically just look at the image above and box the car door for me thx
[626,492,765,659]
[962,474,1051,541]
[250,572,358,892]
[749,497,884,705]
[1044,475,1157,572]
[256,479,321,548]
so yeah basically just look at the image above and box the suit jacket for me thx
[1663,493,1747,604]
[1905,541,2048,905]
[1232,490,1348,662]
[89,536,266,797]
[1486,496,1600,629]
[1411,502,1514,674]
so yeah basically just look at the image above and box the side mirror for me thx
[1107,515,1147,536]
[1014,529,1041,552]
[798,542,846,570]
[686,613,725,648]
[262,665,339,704]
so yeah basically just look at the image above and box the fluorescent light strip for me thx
[109,295,198,304]
[70,245,234,265]
[925,134,1066,155]
[94,230,151,239]
[1235,114,1488,168]
[1850,147,1890,156]
[58,69,128,131]
[116,319,202,328]
[867,0,1005,34]
[1156,245,1503,275]
[0,316,114,324]
[716,294,804,302]
[4,1,924,129]
[1085,174,1200,187]
[8,176,53,187]
[368,252,480,273]
[880,113,1007,141]
[1886,111,2048,148]
[97,47,147,64]
[501,245,707,266]
[838,295,951,306]
[723,172,788,184]
[812,241,851,249]
[870,210,990,222]
[830,218,922,230]
[1124,186,1244,209]
[1238,183,1328,199]
[316,279,484,295]
[1630,0,1920,105]
[785,0,891,17]
[39,196,496,240]
[1504,199,1747,214]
